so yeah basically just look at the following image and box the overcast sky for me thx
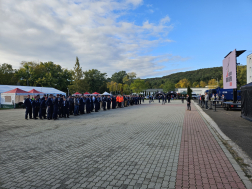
[0,0,251,78]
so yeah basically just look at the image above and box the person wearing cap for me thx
[24,95,32,120]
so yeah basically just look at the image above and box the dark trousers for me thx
[187,103,191,110]
[53,106,58,119]
[74,105,79,115]
[39,108,46,119]
[47,107,52,119]
[25,107,32,119]
[33,108,38,119]
[62,107,69,117]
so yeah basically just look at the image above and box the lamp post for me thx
[67,88,69,96]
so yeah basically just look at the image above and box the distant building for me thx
[176,87,209,95]
[138,89,163,96]
[247,53,252,84]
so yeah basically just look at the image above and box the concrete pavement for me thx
[0,100,250,188]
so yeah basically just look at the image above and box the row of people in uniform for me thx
[24,94,145,120]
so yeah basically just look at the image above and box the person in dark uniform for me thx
[107,96,111,110]
[58,95,63,118]
[53,96,58,120]
[181,95,184,103]
[69,96,74,115]
[62,97,69,118]
[168,95,171,103]
[46,94,53,120]
[162,95,165,105]
[74,96,79,116]
[24,95,32,120]
[86,96,90,113]
[94,96,99,112]
[142,96,144,103]
[186,94,191,111]
[79,95,84,114]
[32,96,39,119]
[39,95,47,119]
[90,96,94,112]
[83,96,86,114]
[102,96,107,111]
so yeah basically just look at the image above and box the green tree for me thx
[0,63,18,85]
[68,57,89,93]
[83,69,107,93]
[111,71,127,84]
[130,78,147,94]
[163,80,175,92]
[187,86,192,98]
[237,65,247,88]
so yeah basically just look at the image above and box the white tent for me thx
[1,88,30,108]
[102,91,111,96]
[0,85,66,108]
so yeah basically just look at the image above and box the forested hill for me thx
[145,67,223,89]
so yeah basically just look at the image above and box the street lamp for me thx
[67,88,69,96]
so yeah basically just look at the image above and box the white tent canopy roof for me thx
[0,85,66,95]
[102,91,111,95]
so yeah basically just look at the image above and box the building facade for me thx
[247,53,252,84]
[176,87,209,95]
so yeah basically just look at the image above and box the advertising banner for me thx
[223,49,237,89]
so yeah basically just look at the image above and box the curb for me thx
[193,101,252,189]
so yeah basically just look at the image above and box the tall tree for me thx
[0,63,18,85]
[83,69,107,93]
[163,80,175,92]
[111,71,127,84]
[130,78,147,94]
[68,57,89,93]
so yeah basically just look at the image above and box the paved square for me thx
[0,101,247,188]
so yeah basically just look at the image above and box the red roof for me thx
[4,88,30,94]
[74,92,81,95]
[28,89,43,93]
[84,92,90,94]
[92,92,100,95]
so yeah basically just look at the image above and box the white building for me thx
[247,53,252,84]
[176,87,209,95]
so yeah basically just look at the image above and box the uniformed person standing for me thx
[53,96,58,120]
[46,95,53,120]
[62,97,70,118]
[107,96,111,110]
[24,95,32,120]
[102,95,107,111]
[32,96,39,119]
[39,95,47,119]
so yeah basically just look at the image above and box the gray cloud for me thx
[0,0,189,78]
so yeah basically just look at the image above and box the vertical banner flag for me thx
[223,49,237,89]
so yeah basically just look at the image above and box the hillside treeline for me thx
[0,58,247,94]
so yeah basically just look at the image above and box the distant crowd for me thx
[24,94,146,120]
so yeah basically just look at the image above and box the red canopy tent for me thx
[92,92,100,95]
[84,92,90,96]
[73,92,82,96]
[2,88,30,107]
[28,89,44,95]
[4,88,30,95]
